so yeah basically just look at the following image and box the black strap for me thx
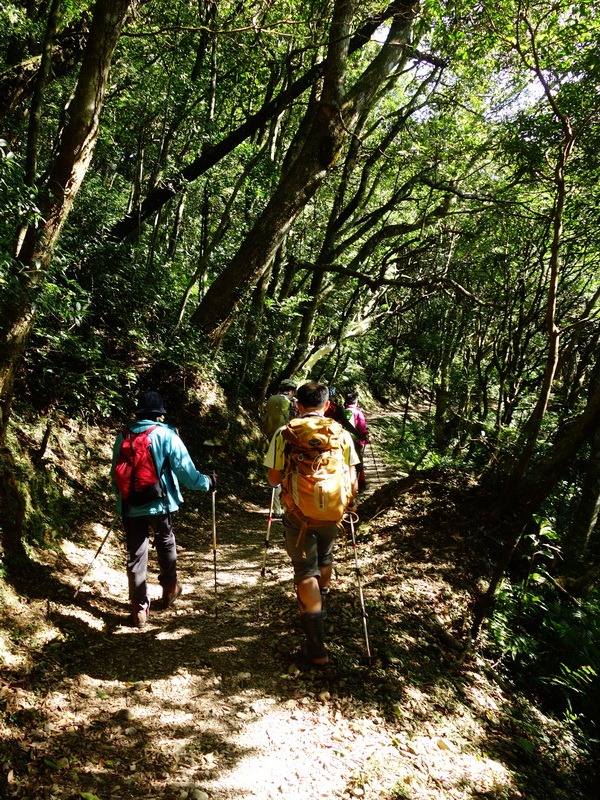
[331,406,361,439]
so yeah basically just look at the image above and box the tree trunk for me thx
[524,357,600,513]
[108,8,395,242]
[24,0,62,185]
[169,147,265,334]
[0,0,136,440]
[0,446,28,564]
[190,0,418,346]
[471,356,600,640]
[0,14,89,125]
[563,426,600,573]
[505,16,577,487]
[165,192,186,262]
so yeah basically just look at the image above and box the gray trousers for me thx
[124,513,177,609]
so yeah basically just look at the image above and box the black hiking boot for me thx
[300,611,328,666]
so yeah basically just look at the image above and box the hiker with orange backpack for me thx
[111,391,216,628]
[263,382,359,665]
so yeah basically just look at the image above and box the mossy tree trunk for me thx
[0,0,137,558]
[0,0,137,442]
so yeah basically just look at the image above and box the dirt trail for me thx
[29,436,405,800]
[1,429,589,800]
[361,412,404,491]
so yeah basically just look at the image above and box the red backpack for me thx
[114,426,165,506]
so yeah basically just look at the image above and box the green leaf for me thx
[529,572,547,584]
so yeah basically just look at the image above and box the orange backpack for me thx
[280,416,352,529]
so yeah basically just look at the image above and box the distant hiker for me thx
[324,385,347,425]
[262,379,298,516]
[264,381,359,665]
[326,387,367,486]
[344,392,369,492]
[262,379,298,439]
[111,391,216,628]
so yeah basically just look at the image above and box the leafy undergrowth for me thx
[0,434,596,800]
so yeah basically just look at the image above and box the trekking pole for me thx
[73,515,120,599]
[211,488,218,617]
[369,439,381,484]
[258,485,276,618]
[344,510,372,663]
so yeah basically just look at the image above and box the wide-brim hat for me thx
[136,391,167,416]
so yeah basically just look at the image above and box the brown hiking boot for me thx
[130,607,148,628]
[162,582,183,609]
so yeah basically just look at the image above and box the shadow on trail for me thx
[24,499,413,705]
[11,473,595,800]
[352,467,594,799]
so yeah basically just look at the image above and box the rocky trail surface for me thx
[0,424,591,800]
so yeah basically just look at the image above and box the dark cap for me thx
[279,379,296,391]
[135,391,167,417]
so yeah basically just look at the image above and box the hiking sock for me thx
[300,611,328,664]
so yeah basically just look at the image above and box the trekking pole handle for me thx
[343,510,360,525]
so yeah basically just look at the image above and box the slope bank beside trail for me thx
[0,428,593,800]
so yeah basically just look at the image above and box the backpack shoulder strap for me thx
[122,424,158,438]
[339,410,360,439]
[145,425,169,477]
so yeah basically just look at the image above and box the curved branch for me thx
[109,3,401,242]
[291,257,496,307]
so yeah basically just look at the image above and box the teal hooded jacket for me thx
[111,420,210,516]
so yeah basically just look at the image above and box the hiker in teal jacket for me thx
[111,391,216,628]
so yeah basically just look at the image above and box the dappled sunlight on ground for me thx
[0,433,591,799]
